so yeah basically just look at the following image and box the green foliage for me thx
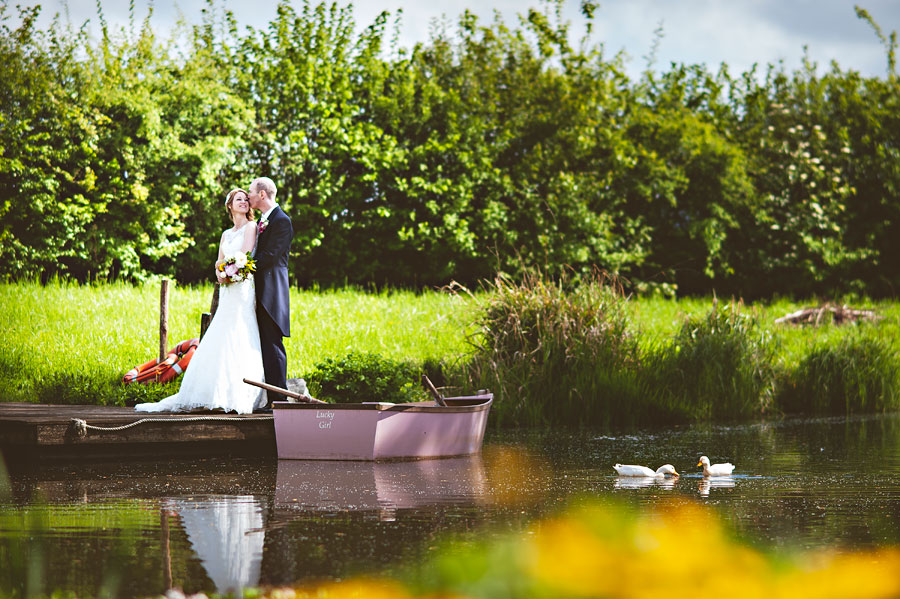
[459,272,649,427]
[307,351,422,404]
[648,300,777,421]
[0,2,250,282]
[3,1,899,296]
[780,333,900,415]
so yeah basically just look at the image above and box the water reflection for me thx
[3,413,900,598]
[611,474,737,495]
[614,476,678,490]
[170,495,265,595]
[274,456,487,515]
[698,476,736,497]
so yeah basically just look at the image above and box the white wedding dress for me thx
[135,223,266,414]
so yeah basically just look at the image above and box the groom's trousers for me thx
[257,305,288,404]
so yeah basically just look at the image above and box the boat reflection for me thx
[614,476,679,490]
[274,456,487,517]
[168,495,266,595]
[698,476,736,497]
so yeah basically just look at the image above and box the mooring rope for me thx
[70,415,274,438]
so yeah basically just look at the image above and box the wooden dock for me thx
[0,403,275,463]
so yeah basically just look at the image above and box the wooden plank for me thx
[34,419,273,445]
[0,403,276,460]
[0,403,272,423]
[0,420,36,445]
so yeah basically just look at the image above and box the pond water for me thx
[2,413,900,597]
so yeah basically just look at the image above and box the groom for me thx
[247,176,294,408]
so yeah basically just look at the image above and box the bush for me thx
[779,333,900,415]
[648,300,776,421]
[458,272,649,427]
[307,351,423,404]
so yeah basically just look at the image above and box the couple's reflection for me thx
[169,495,266,596]
[168,456,486,594]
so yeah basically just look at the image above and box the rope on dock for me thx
[70,415,274,437]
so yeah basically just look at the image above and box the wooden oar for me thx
[243,378,327,404]
[421,374,447,407]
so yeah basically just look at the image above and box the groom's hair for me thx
[253,177,277,200]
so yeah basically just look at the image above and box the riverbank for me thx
[2,280,898,425]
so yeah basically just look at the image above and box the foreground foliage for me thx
[1,2,899,297]
[181,499,900,599]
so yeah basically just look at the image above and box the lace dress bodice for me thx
[221,222,253,257]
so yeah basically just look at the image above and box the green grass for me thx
[2,280,899,423]
[645,300,777,421]
[0,280,477,405]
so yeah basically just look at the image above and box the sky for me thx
[12,0,900,80]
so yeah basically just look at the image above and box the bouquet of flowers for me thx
[217,251,256,285]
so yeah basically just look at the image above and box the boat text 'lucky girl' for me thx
[316,410,335,428]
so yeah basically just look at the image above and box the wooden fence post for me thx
[210,283,220,316]
[159,279,169,362]
[200,284,220,340]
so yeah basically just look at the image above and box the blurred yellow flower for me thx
[256,500,900,599]
[289,578,412,599]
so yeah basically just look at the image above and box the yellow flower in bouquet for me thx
[217,251,256,285]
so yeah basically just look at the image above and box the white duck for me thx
[613,464,679,477]
[697,455,735,476]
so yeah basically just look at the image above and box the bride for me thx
[135,189,266,414]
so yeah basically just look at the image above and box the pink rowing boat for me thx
[273,393,493,461]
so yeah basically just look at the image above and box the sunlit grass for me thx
[2,281,899,419]
[0,280,477,405]
[628,295,900,370]
[289,286,477,374]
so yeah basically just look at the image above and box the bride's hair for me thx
[225,188,254,222]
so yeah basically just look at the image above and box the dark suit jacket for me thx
[254,206,293,337]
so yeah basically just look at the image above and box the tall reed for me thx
[645,300,777,420]
[779,332,900,415]
[457,273,650,427]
